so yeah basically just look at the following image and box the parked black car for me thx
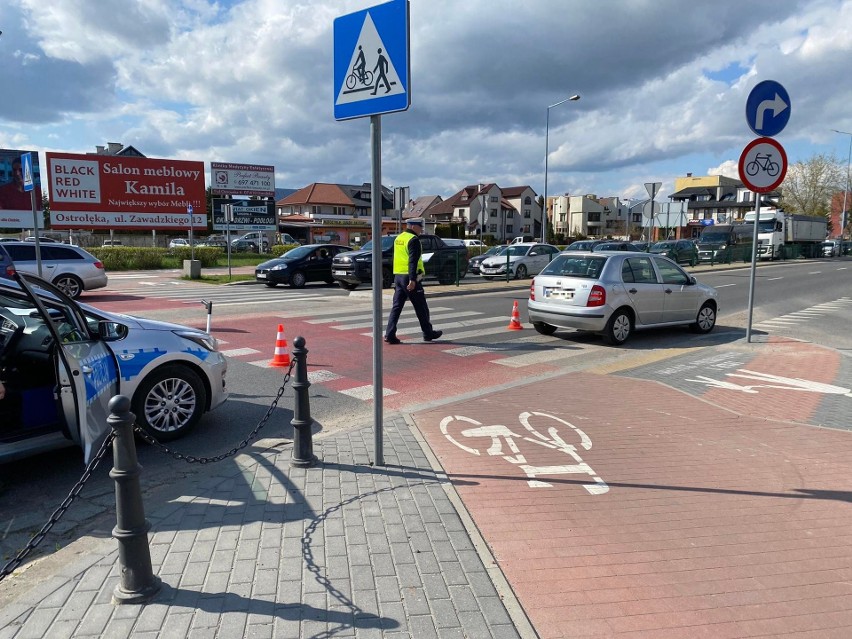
[565,239,606,251]
[231,238,260,253]
[255,244,351,288]
[650,239,699,266]
[332,234,468,291]
[591,241,641,252]
[469,245,506,274]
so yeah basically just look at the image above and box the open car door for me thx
[15,272,118,462]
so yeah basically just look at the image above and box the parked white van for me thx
[462,239,486,247]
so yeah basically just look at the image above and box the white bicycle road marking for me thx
[440,411,609,494]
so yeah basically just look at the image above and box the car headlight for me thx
[355,256,371,263]
[270,264,288,270]
[337,256,351,263]
[174,330,218,352]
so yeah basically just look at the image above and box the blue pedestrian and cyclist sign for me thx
[334,0,410,121]
[745,80,790,137]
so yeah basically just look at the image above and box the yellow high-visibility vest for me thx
[393,231,425,276]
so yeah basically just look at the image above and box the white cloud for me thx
[1,0,850,200]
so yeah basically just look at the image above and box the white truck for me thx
[742,209,827,260]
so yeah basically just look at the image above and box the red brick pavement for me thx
[412,340,852,638]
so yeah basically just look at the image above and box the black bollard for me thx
[108,395,162,604]
[290,336,317,467]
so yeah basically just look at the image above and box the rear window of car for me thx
[43,246,84,260]
[541,255,607,278]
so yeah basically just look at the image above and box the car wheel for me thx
[290,271,307,288]
[382,268,393,289]
[53,274,84,299]
[133,365,206,441]
[533,322,557,336]
[338,281,358,291]
[690,302,716,334]
[603,308,632,345]
[514,265,528,279]
[264,282,278,288]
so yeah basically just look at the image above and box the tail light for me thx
[5,265,15,277]
[587,284,606,307]
[94,261,104,269]
[529,279,535,301]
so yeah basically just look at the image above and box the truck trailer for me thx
[742,209,827,260]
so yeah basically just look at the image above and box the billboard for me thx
[0,148,44,229]
[210,162,275,197]
[46,153,206,230]
[212,198,276,231]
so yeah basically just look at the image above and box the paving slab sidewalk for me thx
[0,417,527,639]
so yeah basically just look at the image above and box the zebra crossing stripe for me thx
[304,306,454,323]
[491,347,590,368]
[220,347,261,357]
[339,385,398,400]
[333,310,482,330]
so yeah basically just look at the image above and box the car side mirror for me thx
[689,276,697,285]
[98,320,128,341]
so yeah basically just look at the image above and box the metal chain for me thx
[0,430,116,582]
[136,360,295,464]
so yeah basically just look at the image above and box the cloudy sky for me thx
[1,0,851,202]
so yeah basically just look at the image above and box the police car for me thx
[0,271,228,464]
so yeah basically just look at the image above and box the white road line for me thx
[339,385,397,400]
[220,347,261,357]
[766,277,783,281]
[362,316,508,338]
[304,306,455,323]
[491,347,589,368]
[808,271,821,275]
[714,283,737,288]
[308,370,343,383]
[332,310,482,330]
[200,297,320,307]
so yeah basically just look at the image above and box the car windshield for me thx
[541,255,607,279]
[505,245,531,257]
[486,246,506,256]
[698,232,729,243]
[652,241,675,249]
[361,236,396,251]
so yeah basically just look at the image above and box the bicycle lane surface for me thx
[410,335,852,638]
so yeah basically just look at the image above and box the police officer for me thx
[384,218,443,344]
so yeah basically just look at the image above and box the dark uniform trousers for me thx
[385,275,435,339]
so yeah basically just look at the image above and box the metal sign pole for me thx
[30,190,43,277]
[371,114,384,466]
[745,193,761,342]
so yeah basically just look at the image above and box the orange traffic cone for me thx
[270,324,291,367]
[507,300,523,330]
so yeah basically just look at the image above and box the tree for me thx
[780,152,843,217]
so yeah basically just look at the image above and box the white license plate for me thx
[256,272,267,279]
[333,270,347,276]
[545,288,572,299]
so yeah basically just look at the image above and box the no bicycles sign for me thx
[738,136,787,193]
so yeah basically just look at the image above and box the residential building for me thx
[425,183,542,243]
[564,194,636,239]
[89,142,145,157]
[668,173,781,239]
[275,182,396,245]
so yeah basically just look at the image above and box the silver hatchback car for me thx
[1,241,107,299]
[527,251,718,345]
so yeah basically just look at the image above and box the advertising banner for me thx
[211,162,275,197]
[212,198,276,231]
[0,148,44,229]
[46,153,206,230]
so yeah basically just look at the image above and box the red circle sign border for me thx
[738,136,788,193]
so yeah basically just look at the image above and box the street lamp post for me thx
[542,94,580,243]
[833,129,852,240]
